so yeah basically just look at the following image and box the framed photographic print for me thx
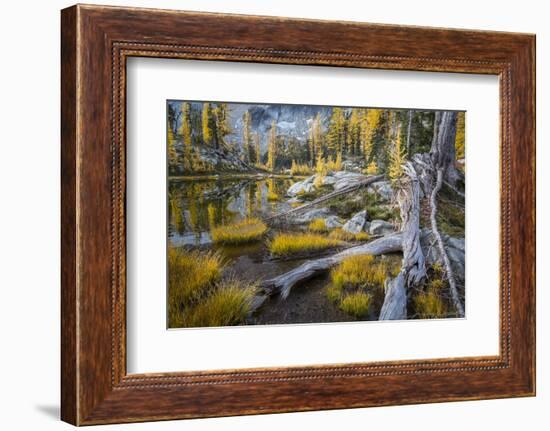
[61,4,535,425]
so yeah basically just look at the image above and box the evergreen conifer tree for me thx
[179,102,192,171]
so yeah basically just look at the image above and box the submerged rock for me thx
[369,219,395,236]
[342,210,369,234]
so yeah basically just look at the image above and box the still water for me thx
[167,175,357,324]
[168,176,295,247]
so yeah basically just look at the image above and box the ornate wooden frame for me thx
[61,4,536,425]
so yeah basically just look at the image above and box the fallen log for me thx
[261,232,402,299]
[264,174,385,223]
[264,244,353,262]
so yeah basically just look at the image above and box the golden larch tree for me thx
[455,111,465,160]
[267,120,277,172]
[388,125,407,180]
[201,102,212,145]
[361,108,382,163]
[179,102,192,171]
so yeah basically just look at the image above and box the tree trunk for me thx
[379,162,426,320]
[379,273,407,320]
[406,110,413,155]
[430,111,461,187]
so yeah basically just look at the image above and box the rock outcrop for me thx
[369,220,395,236]
[342,210,369,234]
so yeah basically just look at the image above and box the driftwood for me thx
[380,111,465,319]
[252,112,465,318]
[261,233,403,299]
[379,163,426,320]
[430,169,465,317]
[264,174,384,223]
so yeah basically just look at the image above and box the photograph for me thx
[0,0,540,428]
[166,100,466,328]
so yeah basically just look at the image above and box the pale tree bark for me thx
[430,111,461,187]
[379,162,426,320]
[260,233,403,299]
[253,112,464,319]
[264,174,384,223]
[406,110,413,155]
[430,169,465,317]
[428,111,465,317]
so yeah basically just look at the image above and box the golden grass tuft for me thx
[308,218,328,233]
[326,255,380,318]
[329,228,355,241]
[339,292,371,318]
[168,248,224,305]
[168,248,225,326]
[326,284,343,304]
[211,218,268,244]
[353,231,371,242]
[330,254,392,291]
[181,279,259,328]
[269,233,343,256]
[329,228,370,242]
[327,254,402,318]
[431,262,444,277]
[331,255,376,289]
[412,263,449,319]
[414,290,447,319]
[429,278,444,291]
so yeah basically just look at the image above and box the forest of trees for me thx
[168,101,465,178]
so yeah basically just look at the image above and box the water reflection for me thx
[168,176,296,247]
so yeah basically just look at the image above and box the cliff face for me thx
[171,100,333,150]
[228,103,332,150]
